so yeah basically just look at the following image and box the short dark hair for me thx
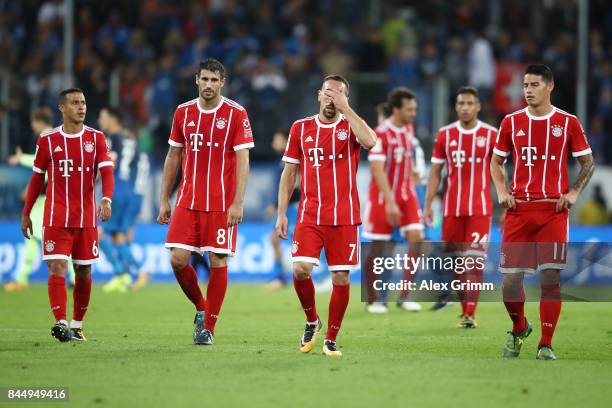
[31,106,53,125]
[59,87,84,104]
[376,102,391,118]
[102,106,123,124]
[456,86,479,100]
[387,87,415,109]
[322,74,350,96]
[525,64,554,83]
[198,58,226,79]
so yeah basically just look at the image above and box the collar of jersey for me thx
[59,126,85,138]
[385,119,406,133]
[525,106,556,120]
[197,96,224,114]
[314,114,343,128]
[456,120,481,134]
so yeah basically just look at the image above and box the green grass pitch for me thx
[1,284,611,408]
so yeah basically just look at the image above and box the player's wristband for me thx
[102,197,112,204]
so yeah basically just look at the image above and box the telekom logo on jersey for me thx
[190,133,204,151]
[58,159,74,177]
[307,147,345,168]
[521,146,557,167]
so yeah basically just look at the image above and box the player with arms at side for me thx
[424,86,498,328]
[363,88,425,312]
[21,88,114,342]
[491,64,594,360]
[276,75,376,357]
[157,59,253,346]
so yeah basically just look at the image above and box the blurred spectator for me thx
[578,184,610,225]
[387,45,418,90]
[467,34,495,100]
[357,27,386,72]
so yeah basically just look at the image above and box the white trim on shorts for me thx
[399,223,424,233]
[499,267,537,275]
[200,246,234,256]
[42,254,70,261]
[165,242,201,253]
[329,264,361,272]
[72,258,99,265]
[538,263,566,271]
[292,256,320,266]
[362,231,392,241]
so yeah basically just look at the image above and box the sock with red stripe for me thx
[539,284,562,346]
[48,274,67,322]
[204,266,228,334]
[326,283,350,341]
[73,274,92,322]
[503,283,526,334]
[174,264,206,311]
[293,275,318,322]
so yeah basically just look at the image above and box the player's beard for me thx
[323,104,336,120]
[202,89,217,102]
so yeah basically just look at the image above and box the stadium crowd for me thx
[0,0,610,163]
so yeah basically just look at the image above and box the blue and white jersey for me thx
[108,132,150,197]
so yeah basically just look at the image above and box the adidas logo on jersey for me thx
[54,146,63,153]
[516,129,525,137]
[450,140,458,147]
[188,120,196,127]
[305,135,314,142]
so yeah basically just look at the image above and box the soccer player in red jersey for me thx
[276,75,376,356]
[491,64,594,360]
[425,86,498,327]
[21,88,114,342]
[363,88,424,312]
[157,59,254,346]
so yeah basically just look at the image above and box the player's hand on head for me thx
[227,202,243,227]
[275,213,288,240]
[156,201,171,224]
[21,215,32,239]
[324,88,349,113]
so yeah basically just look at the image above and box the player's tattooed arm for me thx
[556,153,595,212]
[275,163,298,240]
[157,146,182,224]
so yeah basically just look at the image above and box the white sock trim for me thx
[307,320,318,326]
[70,320,83,329]
[58,320,68,326]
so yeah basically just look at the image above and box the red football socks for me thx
[174,264,206,311]
[204,266,228,334]
[73,274,92,321]
[503,284,526,334]
[48,274,67,322]
[293,275,318,322]
[539,284,562,346]
[326,283,350,341]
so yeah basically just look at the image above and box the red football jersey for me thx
[493,107,591,200]
[367,120,416,205]
[168,97,254,211]
[431,120,497,217]
[283,115,362,226]
[33,125,113,228]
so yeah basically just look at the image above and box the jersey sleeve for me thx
[282,122,302,164]
[168,108,185,148]
[493,116,512,157]
[32,137,50,174]
[568,116,592,157]
[431,130,446,164]
[232,109,255,151]
[368,129,387,162]
[96,132,114,169]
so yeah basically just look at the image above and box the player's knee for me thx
[74,264,91,277]
[209,253,227,268]
[170,252,189,272]
[47,261,67,276]
[331,271,349,285]
[293,263,312,280]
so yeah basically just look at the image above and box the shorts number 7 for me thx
[348,243,357,261]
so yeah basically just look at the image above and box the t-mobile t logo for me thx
[308,147,324,167]
[521,146,538,167]
[190,133,204,151]
[58,159,74,177]
[451,150,466,167]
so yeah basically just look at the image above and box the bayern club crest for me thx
[216,118,227,130]
[337,129,348,141]
[83,141,94,153]
[45,240,55,253]
[551,125,563,138]
[291,241,299,254]
[476,136,486,147]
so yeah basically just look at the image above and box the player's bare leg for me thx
[537,269,561,360]
[200,252,229,345]
[170,248,207,344]
[323,270,350,357]
[398,230,424,312]
[502,272,532,357]
[364,240,391,314]
[47,259,71,342]
[265,231,286,291]
[293,261,322,353]
[70,264,92,341]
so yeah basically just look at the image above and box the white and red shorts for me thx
[165,206,237,255]
[42,226,99,264]
[362,194,423,241]
[442,215,492,255]
[500,201,569,274]
[291,224,360,271]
